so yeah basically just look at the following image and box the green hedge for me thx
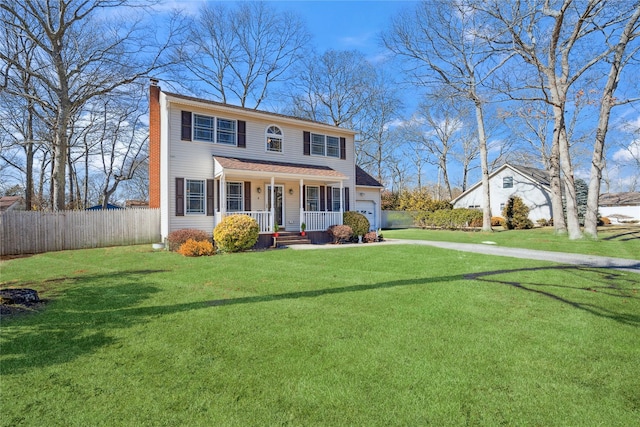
[414,208,483,229]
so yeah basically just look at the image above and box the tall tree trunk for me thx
[474,99,492,232]
[25,99,34,210]
[559,125,582,239]
[585,5,640,239]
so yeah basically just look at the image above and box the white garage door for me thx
[355,200,376,230]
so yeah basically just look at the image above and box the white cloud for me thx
[612,139,640,162]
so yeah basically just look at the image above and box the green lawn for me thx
[1,244,639,426]
[383,225,640,260]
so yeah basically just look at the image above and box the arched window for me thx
[266,125,283,153]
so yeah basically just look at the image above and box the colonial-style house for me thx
[451,163,553,222]
[148,80,382,247]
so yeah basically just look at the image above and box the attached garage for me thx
[356,200,377,230]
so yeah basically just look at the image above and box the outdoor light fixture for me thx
[256,187,261,194]
[288,188,294,195]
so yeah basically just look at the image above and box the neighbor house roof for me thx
[214,156,348,180]
[451,163,550,205]
[0,196,24,212]
[355,166,383,187]
[599,192,640,206]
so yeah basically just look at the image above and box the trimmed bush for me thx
[363,231,378,243]
[491,216,505,227]
[167,228,211,251]
[328,224,353,244]
[178,239,215,257]
[343,211,370,237]
[502,196,534,230]
[536,218,550,227]
[213,215,259,253]
[414,208,482,229]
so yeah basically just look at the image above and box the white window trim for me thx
[186,179,205,214]
[226,181,244,212]
[306,185,320,211]
[310,133,341,158]
[191,113,237,146]
[332,187,341,212]
[265,125,284,153]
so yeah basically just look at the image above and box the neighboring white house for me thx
[0,196,25,213]
[451,163,553,222]
[148,80,382,247]
[598,192,640,223]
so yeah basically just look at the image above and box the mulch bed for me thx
[0,288,46,318]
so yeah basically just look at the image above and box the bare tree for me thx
[174,1,311,109]
[584,4,640,238]
[383,0,511,231]
[0,0,177,210]
[477,0,639,239]
[354,71,403,186]
[288,49,378,127]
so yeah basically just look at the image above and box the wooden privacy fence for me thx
[0,209,161,256]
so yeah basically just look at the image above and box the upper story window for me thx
[186,112,238,146]
[266,125,283,152]
[503,176,513,188]
[186,179,205,214]
[193,114,214,142]
[326,136,340,158]
[305,131,345,159]
[217,118,236,145]
[311,133,325,156]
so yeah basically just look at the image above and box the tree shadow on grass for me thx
[1,270,464,373]
[465,266,640,326]
[1,270,173,374]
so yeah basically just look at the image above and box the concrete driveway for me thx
[289,238,640,274]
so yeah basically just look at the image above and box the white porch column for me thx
[220,174,226,216]
[340,180,344,214]
[299,178,304,227]
[270,176,275,231]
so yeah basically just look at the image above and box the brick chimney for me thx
[149,78,161,209]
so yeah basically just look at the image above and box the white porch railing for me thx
[303,211,342,232]
[217,211,273,233]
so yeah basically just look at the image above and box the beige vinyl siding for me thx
[161,94,357,237]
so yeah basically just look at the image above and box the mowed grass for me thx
[383,225,640,260]
[1,244,639,426]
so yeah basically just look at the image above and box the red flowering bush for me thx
[327,225,353,244]
[167,228,211,251]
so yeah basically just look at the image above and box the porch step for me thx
[273,231,311,247]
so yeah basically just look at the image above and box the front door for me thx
[267,185,284,227]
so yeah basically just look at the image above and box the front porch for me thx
[212,156,351,237]
[215,210,343,234]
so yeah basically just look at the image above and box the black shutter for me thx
[181,111,192,141]
[216,180,220,212]
[206,179,214,216]
[303,131,310,156]
[175,178,184,216]
[344,187,350,211]
[340,137,346,159]
[302,185,306,209]
[320,186,326,211]
[237,120,246,148]
[327,186,333,211]
[244,182,251,211]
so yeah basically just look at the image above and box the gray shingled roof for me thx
[509,164,551,187]
[599,192,640,206]
[355,166,383,187]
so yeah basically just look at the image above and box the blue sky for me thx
[156,1,639,192]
